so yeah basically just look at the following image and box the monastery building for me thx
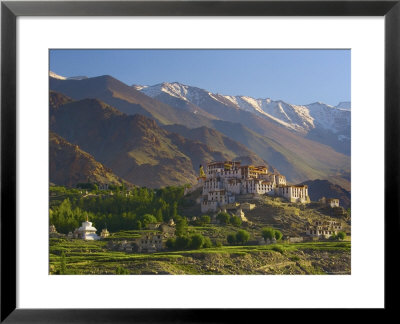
[200,161,309,213]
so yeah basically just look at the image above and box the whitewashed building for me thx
[73,215,100,240]
[277,185,310,204]
[306,220,343,238]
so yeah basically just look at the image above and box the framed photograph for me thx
[1,0,398,321]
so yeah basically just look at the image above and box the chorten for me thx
[76,214,99,240]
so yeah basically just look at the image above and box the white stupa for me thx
[76,214,100,240]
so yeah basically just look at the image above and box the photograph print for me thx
[49,49,351,275]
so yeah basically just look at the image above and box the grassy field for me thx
[49,238,350,275]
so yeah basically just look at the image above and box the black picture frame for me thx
[1,0,399,322]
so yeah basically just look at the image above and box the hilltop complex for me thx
[197,161,310,213]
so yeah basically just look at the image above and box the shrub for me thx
[115,266,130,274]
[216,212,230,225]
[272,245,285,254]
[214,240,222,248]
[203,236,212,248]
[235,230,250,245]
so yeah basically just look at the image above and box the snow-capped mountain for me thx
[336,101,351,110]
[135,82,350,142]
[49,71,88,81]
[49,71,66,80]
[306,102,350,134]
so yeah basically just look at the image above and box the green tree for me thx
[337,231,346,240]
[189,234,205,250]
[140,214,157,227]
[166,237,176,249]
[175,217,188,237]
[329,233,337,240]
[134,220,142,230]
[155,209,163,222]
[200,215,211,225]
[274,229,283,240]
[60,251,66,275]
[227,233,237,245]
[261,227,275,240]
[171,201,178,220]
[235,230,250,245]
[175,236,190,250]
[216,212,230,225]
[230,215,242,227]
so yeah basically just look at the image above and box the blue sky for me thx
[50,49,350,106]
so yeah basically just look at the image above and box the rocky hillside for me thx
[50,132,126,187]
[50,98,267,188]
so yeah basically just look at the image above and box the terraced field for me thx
[49,238,350,275]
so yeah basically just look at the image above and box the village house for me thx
[98,183,109,190]
[199,160,308,212]
[305,220,343,238]
[134,233,164,253]
[241,202,256,211]
[319,197,340,208]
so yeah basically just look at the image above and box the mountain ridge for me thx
[50,97,268,188]
[49,75,350,189]
[137,81,350,155]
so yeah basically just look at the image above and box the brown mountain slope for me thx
[49,75,215,128]
[163,124,268,168]
[50,131,127,187]
[50,98,195,187]
[50,98,267,188]
[50,90,73,110]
